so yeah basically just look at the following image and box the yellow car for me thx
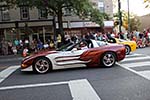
[108,38,137,55]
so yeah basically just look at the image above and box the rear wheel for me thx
[125,45,131,55]
[101,52,116,68]
[33,57,51,74]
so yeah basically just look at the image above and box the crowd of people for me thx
[0,29,150,56]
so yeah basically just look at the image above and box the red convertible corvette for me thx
[21,39,126,74]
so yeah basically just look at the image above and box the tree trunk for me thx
[57,9,64,43]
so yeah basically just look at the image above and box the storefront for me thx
[56,21,101,34]
[0,20,54,43]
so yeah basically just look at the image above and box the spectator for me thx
[12,45,17,55]
[57,34,62,48]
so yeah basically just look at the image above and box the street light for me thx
[118,0,122,33]
[127,0,130,33]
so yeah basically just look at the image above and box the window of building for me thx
[20,6,29,20]
[98,2,105,12]
[1,6,10,21]
[64,8,72,16]
[38,8,48,19]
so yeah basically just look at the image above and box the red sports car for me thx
[21,39,126,74]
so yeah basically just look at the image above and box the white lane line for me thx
[138,71,150,80]
[0,65,20,83]
[0,79,101,100]
[117,63,150,80]
[0,81,68,91]
[122,56,150,62]
[69,79,101,100]
[125,53,142,58]
[120,61,150,68]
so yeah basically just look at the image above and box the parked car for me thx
[108,38,137,55]
[21,39,126,74]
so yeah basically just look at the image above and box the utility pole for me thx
[127,0,130,33]
[118,0,122,33]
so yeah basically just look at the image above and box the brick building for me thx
[0,0,113,42]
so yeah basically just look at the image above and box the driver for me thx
[79,42,88,50]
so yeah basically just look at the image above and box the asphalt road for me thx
[0,47,150,100]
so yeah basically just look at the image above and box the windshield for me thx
[96,41,107,46]
[56,42,74,51]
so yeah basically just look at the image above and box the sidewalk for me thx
[0,54,23,62]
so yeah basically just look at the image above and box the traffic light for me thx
[114,21,119,26]
[15,21,18,28]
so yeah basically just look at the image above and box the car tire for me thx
[101,52,116,68]
[33,57,52,74]
[125,45,131,55]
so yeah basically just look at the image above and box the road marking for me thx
[0,81,68,91]
[0,65,20,83]
[120,61,150,68]
[138,71,150,80]
[69,79,101,100]
[0,79,101,100]
[125,53,142,58]
[117,53,150,81]
[122,56,150,62]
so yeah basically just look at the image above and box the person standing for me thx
[1,38,8,55]
[57,34,62,48]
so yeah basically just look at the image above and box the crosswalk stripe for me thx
[118,53,150,81]
[120,61,150,68]
[138,71,150,80]
[125,53,142,58]
[69,79,101,100]
[0,79,101,100]
[122,56,150,62]
[0,65,20,83]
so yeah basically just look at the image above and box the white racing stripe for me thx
[0,79,101,100]
[0,65,20,83]
[69,79,101,100]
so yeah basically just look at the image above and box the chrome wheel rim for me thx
[125,46,130,55]
[35,59,49,73]
[103,53,115,67]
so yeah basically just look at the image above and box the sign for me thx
[104,21,114,27]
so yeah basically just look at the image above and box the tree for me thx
[2,0,108,40]
[114,11,141,31]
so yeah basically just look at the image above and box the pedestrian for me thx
[12,46,17,55]
[22,47,29,57]
[57,34,62,48]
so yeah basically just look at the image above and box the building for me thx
[139,14,150,31]
[0,0,113,42]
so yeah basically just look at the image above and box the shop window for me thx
[1,6,10,21]
[98,2,105,12]
[20,6,29,20]
[64,8,72,16]
[38,8,48,19]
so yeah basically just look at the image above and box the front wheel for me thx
[33,57,51,74]
[101,52,116,68]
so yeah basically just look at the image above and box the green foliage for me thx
[1,0,110,32]
[114,11,141,31]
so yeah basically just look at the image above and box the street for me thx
[0,47,150,100]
